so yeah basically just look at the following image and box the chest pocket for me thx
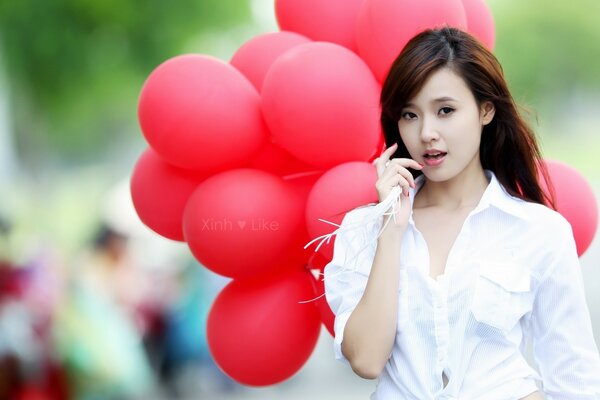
[470,262,533,334]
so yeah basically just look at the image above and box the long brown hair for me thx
[380,26,555,209]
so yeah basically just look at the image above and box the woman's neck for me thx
[415,167,489,211]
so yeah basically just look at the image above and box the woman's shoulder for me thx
[507,195,574,245]
[341,203,379,223]
[343,203,387,237]
[501,196,577,282]
[323,203,381,276]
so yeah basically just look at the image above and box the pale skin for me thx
[342,67,544,399]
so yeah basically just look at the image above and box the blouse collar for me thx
[408,169,530,222]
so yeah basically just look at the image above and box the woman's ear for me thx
[481,101,495,125]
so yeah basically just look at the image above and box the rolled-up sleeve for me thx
[323,209,378,366]
[527,217,600,399]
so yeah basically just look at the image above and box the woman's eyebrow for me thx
[432,96,458,103]
[405,96,459,107]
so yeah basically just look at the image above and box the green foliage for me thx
[0,0,251,162]
[489,0,600,105]
[2,1,600,164]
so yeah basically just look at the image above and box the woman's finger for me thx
[378,143,397,164]
[381,162,417,189]
[375,143,398,175]
[395,165,416,188]
[381,142,398,157]
[387,157,423,171]
[394,175,410,196]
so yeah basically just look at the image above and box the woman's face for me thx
[397,67,494,182]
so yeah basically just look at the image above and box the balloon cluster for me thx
[130,0,597,387]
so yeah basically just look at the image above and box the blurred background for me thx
[0,0,599,399]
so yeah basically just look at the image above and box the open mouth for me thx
[423,152,447,159]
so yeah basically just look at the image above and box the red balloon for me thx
[130,148,206,241]
[311,269,335,337]
[279,171,324,266]
[207,268,322,386]
[275,0,364,53]
[368,131,386,164]
[307,249,332,273]
[247,141,318,176]
[283,170,324,210]
[262,42,381,169]
[538,160,598,257]
[305,162,379,260]
[183,169,305,279]
[138,54,268,173]
[230,31,311,92]
[356,0,467,82]
[461,0,495,50]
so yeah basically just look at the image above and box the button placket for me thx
[432,276,450,376]
[447,223,470,277]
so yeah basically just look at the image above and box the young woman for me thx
[322,27,600,399]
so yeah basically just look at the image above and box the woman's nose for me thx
[419,118,440,142]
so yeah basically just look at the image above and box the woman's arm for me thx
[341,221,404,379]
[324,209,405,379]
[526,216,600,399]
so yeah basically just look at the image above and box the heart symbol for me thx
[237,220,246,230]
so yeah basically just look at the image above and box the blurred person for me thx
[0,217,69,400]
[52,223,153,399]
[0,213,12,265]
[323,27,600,399]
[156,259,240,398]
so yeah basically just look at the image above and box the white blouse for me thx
[321,169,600,400]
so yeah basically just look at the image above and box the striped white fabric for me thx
[324,169,600,399]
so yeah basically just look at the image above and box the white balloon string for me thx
[297,291,326,304]
[299,185,403,304]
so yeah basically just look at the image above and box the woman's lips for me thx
[422,152,446,166]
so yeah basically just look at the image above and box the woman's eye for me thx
[401,111,417,120]
[439,107,454,115]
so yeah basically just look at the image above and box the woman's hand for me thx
[372,143,423,230]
